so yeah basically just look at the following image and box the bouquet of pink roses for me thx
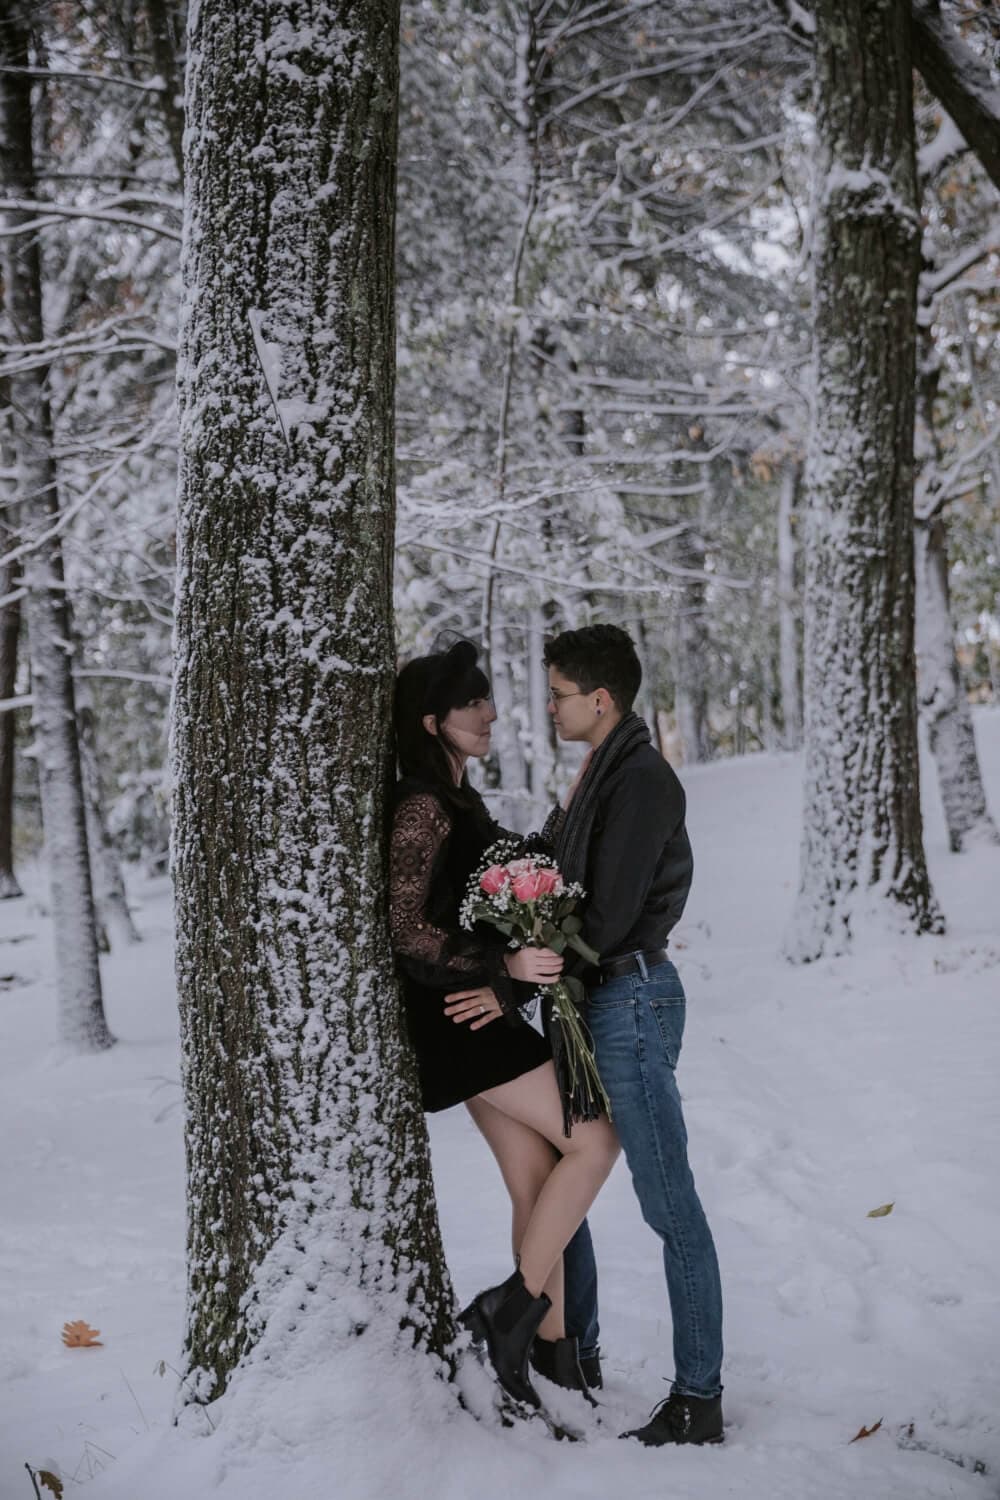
[460,839,611,1125]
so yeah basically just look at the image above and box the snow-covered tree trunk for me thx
[913,327,997,852]
[0,520,23,899]
[673,495,712,764]
[787,0,942,960]
[777,458,802,750]
[914,517,998,850]
[0,14,113,1046]
[174,0,454,1406]
[526,609,553,818]
[76,683,142,946]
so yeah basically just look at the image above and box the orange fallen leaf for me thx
[849,1418,883,1443]
[61,1320,102,1348]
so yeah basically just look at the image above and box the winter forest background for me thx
[2,1,999,1497]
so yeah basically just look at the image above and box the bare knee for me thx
[567,1120,620,1177]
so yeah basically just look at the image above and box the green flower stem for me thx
[546,979,612,1121]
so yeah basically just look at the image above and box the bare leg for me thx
[477,1061,619,1309]
[465,1095,565,1339]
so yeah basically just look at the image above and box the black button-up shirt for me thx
[558,741,693,967]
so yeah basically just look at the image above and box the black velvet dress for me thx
[389,777,551,1112]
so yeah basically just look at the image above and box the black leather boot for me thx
[459,1268,552,1408]
[529,1335,597,1405]
[579,1349,603,1390]
[621,1390,724,1446]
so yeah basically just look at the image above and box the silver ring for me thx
[480,1006,486,1015]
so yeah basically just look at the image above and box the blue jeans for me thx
[563,957,723,1399]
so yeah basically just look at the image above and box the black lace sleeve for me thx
[389,791,519,1011]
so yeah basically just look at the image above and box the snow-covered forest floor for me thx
[3,715,999,1500]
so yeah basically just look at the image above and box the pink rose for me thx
[506,858,534,876]
[511,869,547,902]
[480,865,510,896]
[535,868,562,897]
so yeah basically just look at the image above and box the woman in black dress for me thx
[390,641,619,1408]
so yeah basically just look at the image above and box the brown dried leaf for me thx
[38,1472,64,1499]
[849,1418,883,1443]
[61,1320,102,1348]
[867,1202,894,1219]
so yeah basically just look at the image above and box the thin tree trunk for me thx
[673,471,712,765]
[777,458,802,750]
[913,327,998,851]
[76,679,142,945]
[146,0,186,182]
[787,0,942,960]
[0,11,112,1046]
[915,519,999,850]
[174,0,453,1406]
[0,528,23,898]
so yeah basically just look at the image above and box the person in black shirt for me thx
[544,624,725,1448]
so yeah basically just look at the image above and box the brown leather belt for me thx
[598,946,670,982]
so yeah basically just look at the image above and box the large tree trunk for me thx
[787,0,942,960]
[174,0,453,1407]
[0,12,113,1047]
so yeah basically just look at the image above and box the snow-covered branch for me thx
[911,0,1000,195]
[916,421,1000,524]
[919,221,1000,312]
[0,64,167,94]
[0,195,182,242]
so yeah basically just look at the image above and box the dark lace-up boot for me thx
[622,1390,724,1446]
[459,1267,552,1408]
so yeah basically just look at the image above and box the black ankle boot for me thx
[621,1390,724,1447]
[529,1336,597,1405]
[459,1268,552,1408]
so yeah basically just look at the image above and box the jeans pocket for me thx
[648,997,685,1069]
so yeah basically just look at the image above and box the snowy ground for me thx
[2,713,999,1500]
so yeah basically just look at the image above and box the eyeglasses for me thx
[547,688,589,704]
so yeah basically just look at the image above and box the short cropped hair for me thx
[542,624,642,713]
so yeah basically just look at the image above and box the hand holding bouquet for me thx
[460,840,611,1127]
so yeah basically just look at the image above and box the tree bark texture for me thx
[0,11,112,1043]
[174,0,454,1406]
[788,0,943,959]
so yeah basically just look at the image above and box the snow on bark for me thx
[0,16,113,1048]
[787,0,943,961]
[173,0,455,1407]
